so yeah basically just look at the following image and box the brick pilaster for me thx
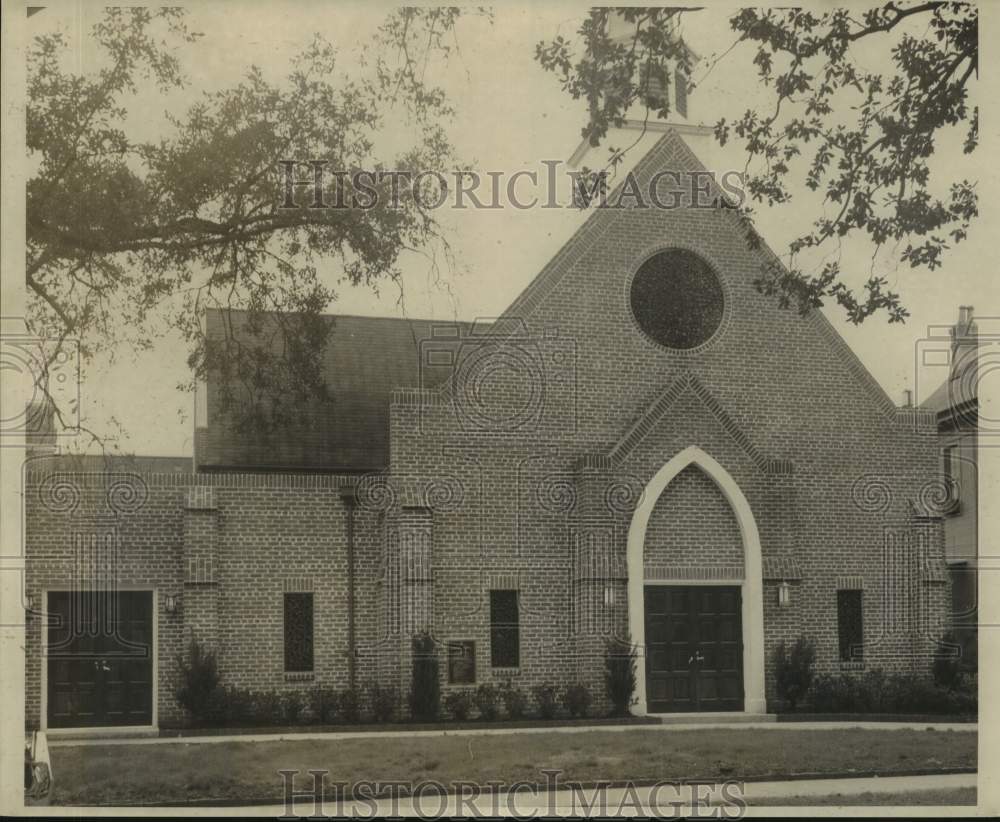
[182,486,219,649]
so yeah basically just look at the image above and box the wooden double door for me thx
[644,585,743,712]
[46,590,154,728]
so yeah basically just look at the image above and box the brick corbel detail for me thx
[378,506,434,713]
[182,487,219,648]
[569,461,628,686]
[607,372,794,476]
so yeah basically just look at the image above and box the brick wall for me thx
[384,130,949,710]
[23,130,951,724]
[24,467,390,729]
[644,463,743,576]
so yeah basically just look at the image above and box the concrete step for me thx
[648,712,777,724]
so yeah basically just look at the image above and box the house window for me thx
[675,69,688,118]
[490,590,520,668]
[447,640,476,684]
[284,592,314,672]
[942,444,962,514]
[629,249,724,350]
[837,590,863,662]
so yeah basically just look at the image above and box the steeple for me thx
[605,12,695,124]
[568,13,712,169]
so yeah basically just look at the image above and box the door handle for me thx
[95,659,111,672]
[688,652,705,665]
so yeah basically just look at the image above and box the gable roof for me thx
[196,309,477,472]
[492,129,908,420]
[198,130,932,472]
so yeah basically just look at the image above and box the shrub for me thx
[933,631,964,690]
[410,633,441,721]
[500,681,528,720]
[772,638,816,712]
[604,638,637,717]
[444,689,474,721]
[533,683,559,719]
[563,684,592,719]
[944,686,977,715]
[222,685,254,726]
[253,690,284,725]
[809,669,977,715]
[474,683,500,720]
[203,685,227,726]
[175,640,221,725]
[369,682,397,722]
[283,690,304,724]
[339,688,361,723]
[309,686,338,725]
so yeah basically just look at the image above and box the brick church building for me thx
[23,89,955,732]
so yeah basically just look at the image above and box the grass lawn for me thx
[747,787,976,806]
[49,727,976,806]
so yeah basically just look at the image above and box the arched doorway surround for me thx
[626,445,766,715]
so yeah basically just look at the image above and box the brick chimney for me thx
[948,305,978,407]
[951,305,977,355]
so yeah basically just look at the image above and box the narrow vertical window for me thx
[837,590,863,662]
[943,444,961,513]
[284,592,314,672]
[675,69,688,118]
[490,590,519,668]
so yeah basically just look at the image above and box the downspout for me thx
[340,487,357,692]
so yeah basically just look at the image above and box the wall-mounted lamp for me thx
[778,580,791,608]
[25,593,36,612]
[164,593,181,614]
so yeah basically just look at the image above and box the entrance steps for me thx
[648,712,776,725]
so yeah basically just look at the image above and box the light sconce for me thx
[25,593,36,612]
[165,593,181,614]
[778,580,791,608]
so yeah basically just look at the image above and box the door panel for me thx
[47,590,154,728]
[645,585,743,712]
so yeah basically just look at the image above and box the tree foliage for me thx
[535,3,978,324]
[26,7,469,435]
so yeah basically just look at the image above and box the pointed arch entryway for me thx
[626,445,766,715]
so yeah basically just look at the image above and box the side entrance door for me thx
[644,585,743,712]
[47,590,154,728]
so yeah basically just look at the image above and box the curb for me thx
[775,713,977,724]
[156,715,661,738]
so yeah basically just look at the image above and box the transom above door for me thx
[644,584,743,712]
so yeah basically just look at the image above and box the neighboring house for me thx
[920,306,980,672]
[23,76,954,733]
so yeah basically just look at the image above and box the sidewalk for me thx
[276,772,977,816]
[17,772,976,815]
[46,719,977,747]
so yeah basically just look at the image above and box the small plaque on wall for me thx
[447,640,476,684]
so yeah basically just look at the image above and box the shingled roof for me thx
[195,309,477,472]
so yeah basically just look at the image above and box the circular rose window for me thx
[629,249,725,350]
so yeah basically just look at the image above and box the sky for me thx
[22,1,996,456]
